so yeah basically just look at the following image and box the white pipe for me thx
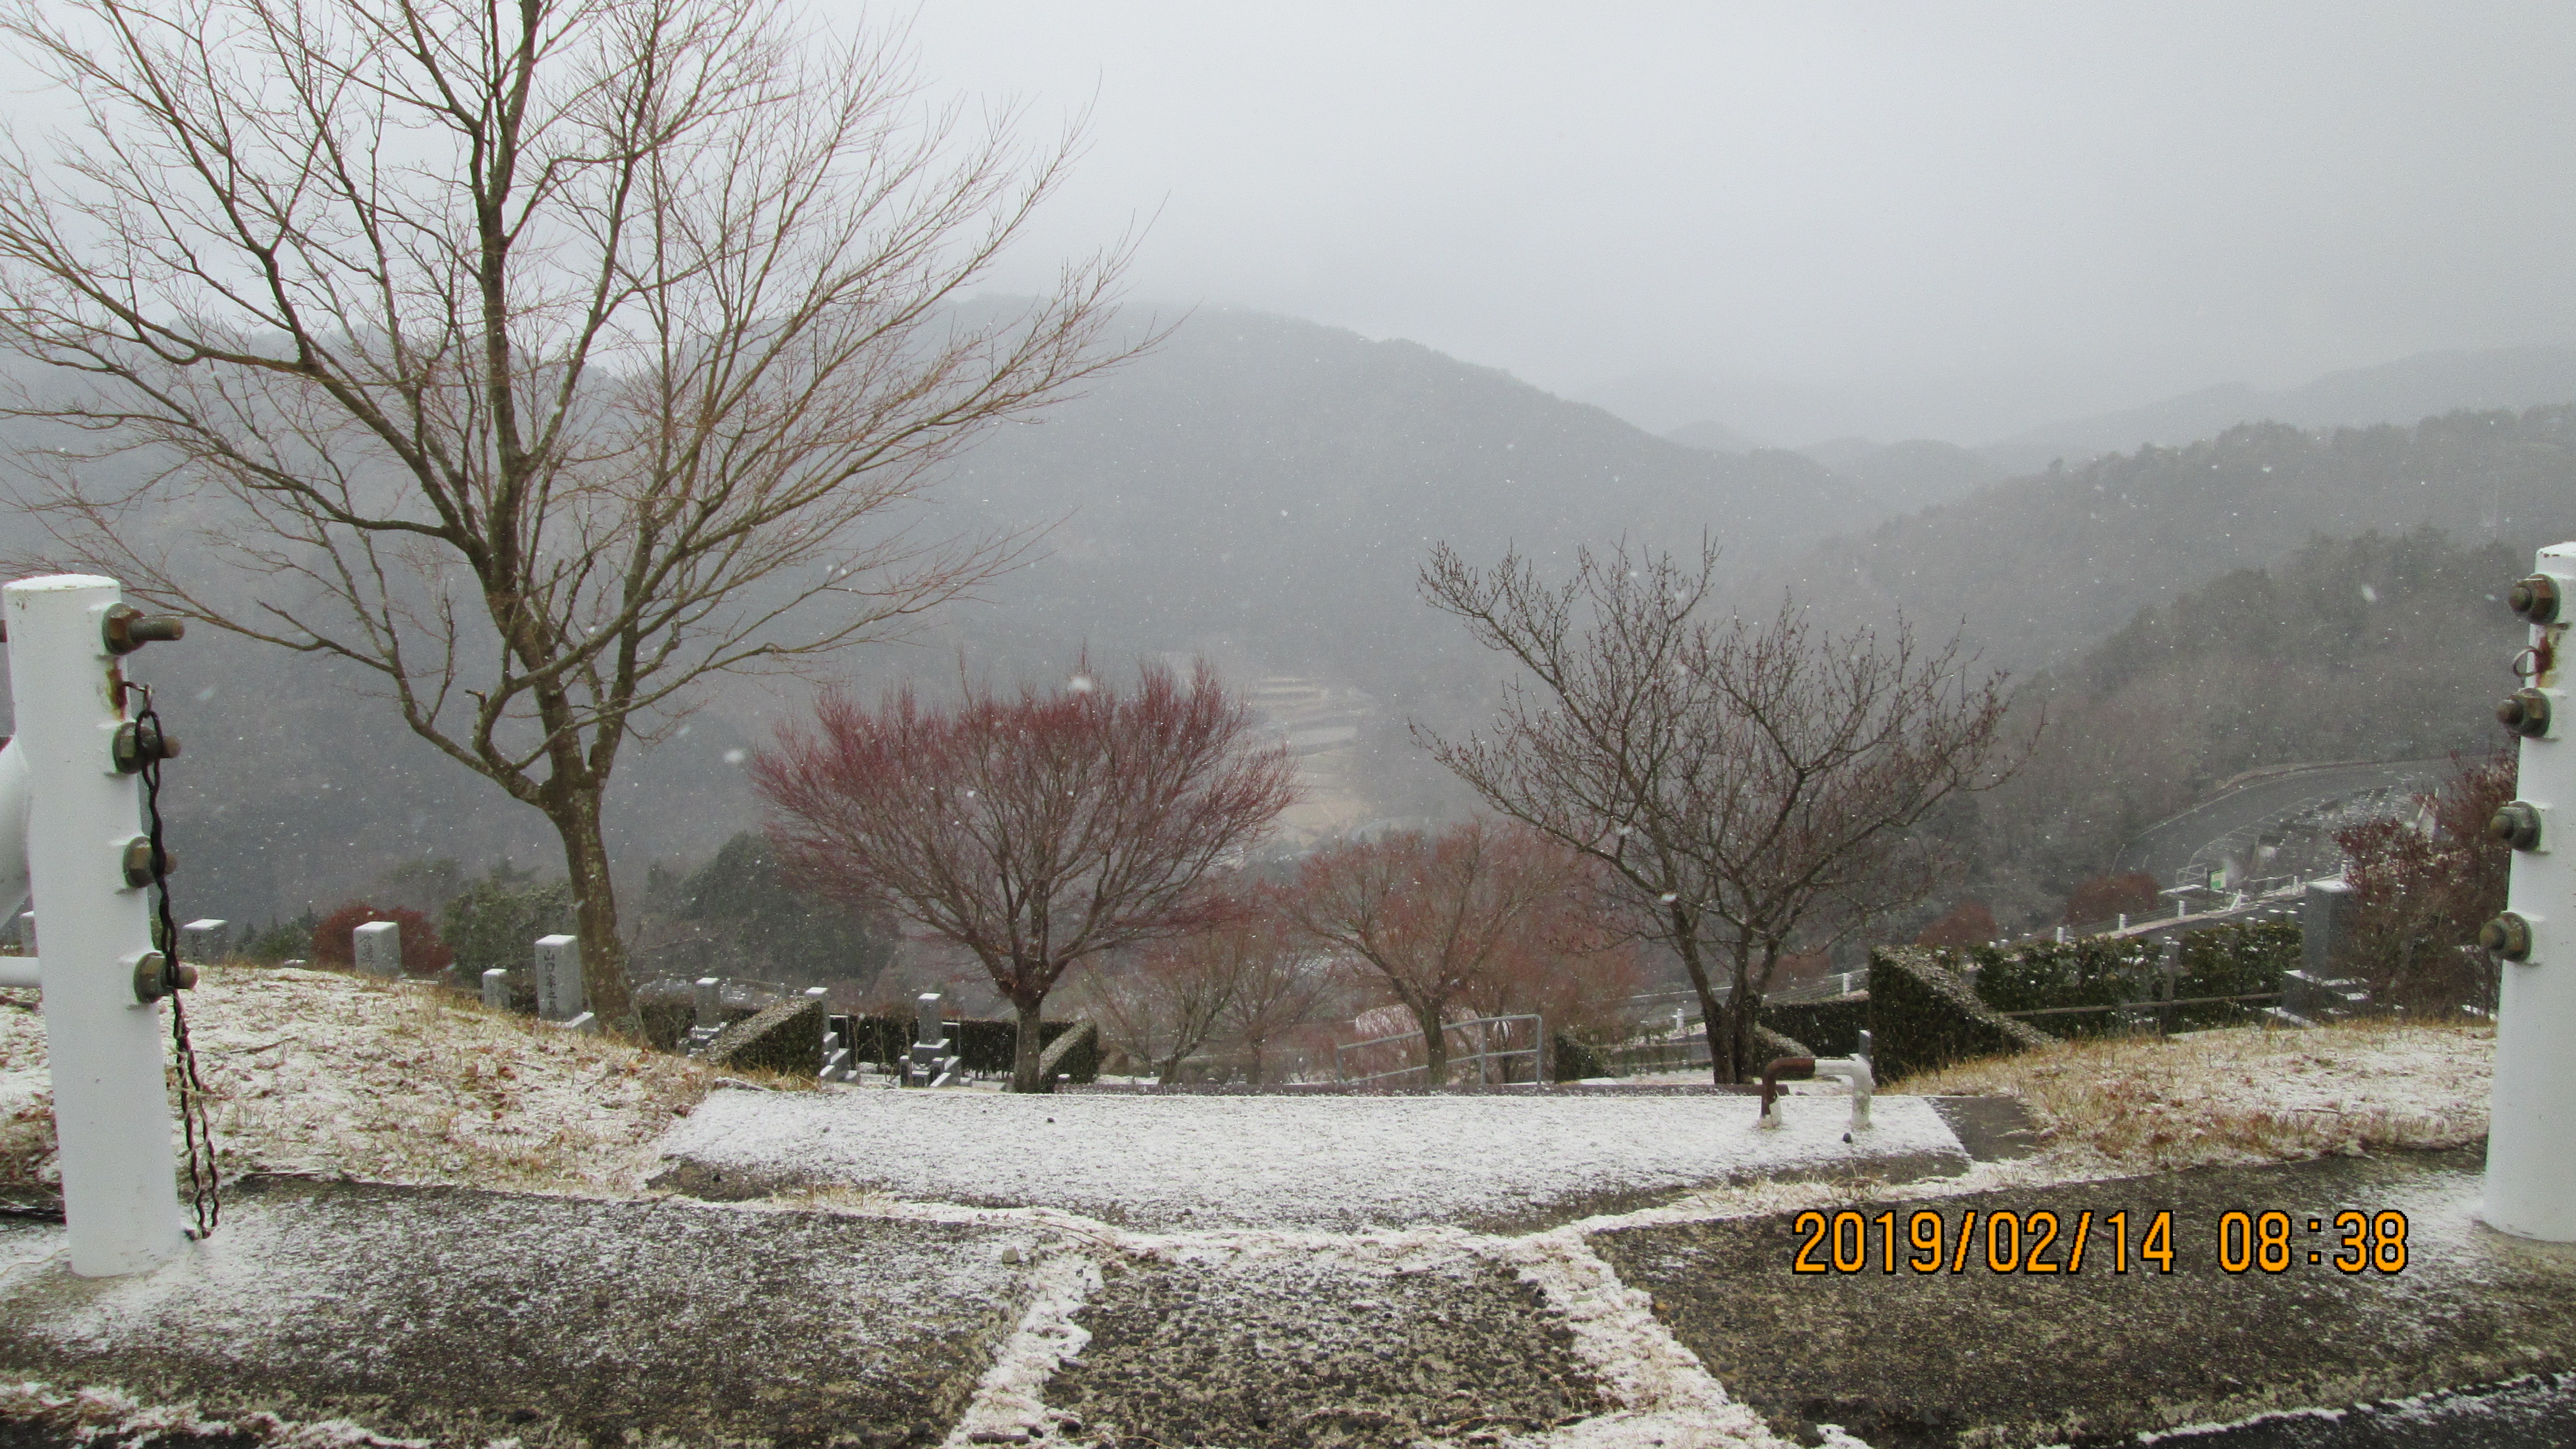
[2487,541,2576,1242]
[0,740,29,922]
[1812,1057,1875,1132]
[4,575,187,1276]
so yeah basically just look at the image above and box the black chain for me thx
[127,683,219,1240]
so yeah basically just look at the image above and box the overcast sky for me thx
[866,3,2576,444]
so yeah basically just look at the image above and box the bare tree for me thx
[1215,908,1337,1085]
[1283,820,1573,1085]
[1069,925,1248,1084]
[2334,749,2514,1014]
[1419,541,2016,1082]
[751,662,1296,1092]
[0,0,1142,1026]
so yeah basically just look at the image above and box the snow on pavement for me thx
[655,1087,1964,1230]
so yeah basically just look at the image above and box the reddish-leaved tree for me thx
[1915,899,1999,951]
[1216,905,1339,1085]
[753,663,1296,1091]
[2061,873,2162,929]
[2334,749,2516,1013]
[1070,920,1252,1084]
[310,902,454,977]
[1285,820,1583,1085]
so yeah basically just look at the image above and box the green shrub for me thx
[1761,997,1871,1057]
[441,867,576,979]
[2174,918,2301,1027]
[1867,946,2052,1083]
[1964,936,2158,1036]
[1550,1033,1609,1082]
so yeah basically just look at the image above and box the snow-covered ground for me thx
[659,1086,1962,1230]
[1902,1019,2492,1172]
[0,965,719,1195]
[0,966,2521,1449]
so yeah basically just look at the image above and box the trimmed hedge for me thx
[2174,919,2302,1028]
[638,995,694,1052]
[1551,1033,1611,1082]
[1961,937,2158,1038]
[1753,1024,1811,1063]
[1761,997,1869,1058]
[1035,1020,1101,1089]
[1867,946,2052,1083]
[703,996,825,1076]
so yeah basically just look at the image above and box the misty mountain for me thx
[931,308,1872,689]
[1950,528,2525,929]
[1664,419,1766,453]
[1757,406,2576,681]
[1983,344,2576,472]
[1793,438,2004,516]
[2,307,1877,922]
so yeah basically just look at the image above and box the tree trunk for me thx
[544,793,636,1033]
[1411,999,1450,1085]
[1011,994,1052,1093]
[1245,1038,1267,1086]
[1673,929,1734,1085]
[1726,940,1760,1088]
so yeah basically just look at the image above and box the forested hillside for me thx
[1761,407,2576,677]
[0,309,1873,921]
[932,307,1868,684]
[1985,343,2576,471]
[1936,529,2529,930]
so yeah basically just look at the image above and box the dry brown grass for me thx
[1900,1017,2492,1172]
[0,963,816,1196]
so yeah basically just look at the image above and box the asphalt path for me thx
[1597,1146,2576,1448]
[2111,760,2446,883]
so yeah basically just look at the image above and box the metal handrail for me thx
[1334,1013,1544,1085]
[2001,991,2284,1020]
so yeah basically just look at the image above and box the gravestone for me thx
[907,992,955,1087]
[533,934,583,1020]
[352,920,402,978]
[2281,879,2366,1022]
[481,968,510,1011]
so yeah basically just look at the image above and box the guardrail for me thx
[1333,1013,1543,1086]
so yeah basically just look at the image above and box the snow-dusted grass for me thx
[656,1085,1964,1231]
[1899,1017,2491,1172]
[0,963,740,1195]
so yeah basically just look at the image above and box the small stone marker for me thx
[481,968,510,1010]
[533,934,583,1020]
[351,920,401,978]
[179,918,229,962]
[694,976,722,1027]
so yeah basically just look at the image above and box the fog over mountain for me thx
[1982,344,2576,472]
[5,304,2572,930]
[1755,407,2576,679]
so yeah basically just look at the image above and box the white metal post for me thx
[3,575,187,1276]
[2485,542,2576,1241]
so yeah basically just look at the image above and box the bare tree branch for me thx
[1417,540,2023,1082]
[0,0,1153,1024]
